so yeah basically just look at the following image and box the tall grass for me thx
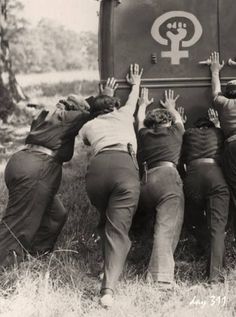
[0,139,236,316]
[0,78,236,316]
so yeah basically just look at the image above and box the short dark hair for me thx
[194,117,215,128]
[225,80,236,99]
[90,95,121,116]
[144,108,175,130]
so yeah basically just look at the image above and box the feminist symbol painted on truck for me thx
[151,11,203,65]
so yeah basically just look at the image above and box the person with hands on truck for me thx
[80,64,143,308]
[137,88,185,288]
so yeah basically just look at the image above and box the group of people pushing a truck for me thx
[0,51,235,308]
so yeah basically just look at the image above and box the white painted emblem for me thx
[151,11,203,65]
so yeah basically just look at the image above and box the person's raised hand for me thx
[126,63,143,86]
[177,106,187,124]
[99,77,118,97]
[160,89,179,110]
[209,51,224,73]
[138,87,154,107]
[208,107,220,127]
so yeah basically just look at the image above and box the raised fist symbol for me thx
[151,11,202,65]
[166,22,187,42]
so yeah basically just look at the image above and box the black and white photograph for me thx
[0,0,235,316]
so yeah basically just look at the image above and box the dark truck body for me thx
[99,0,236,126]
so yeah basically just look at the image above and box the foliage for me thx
[10,19,98,74]
[24,79,99,99]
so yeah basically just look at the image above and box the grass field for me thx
[0,76,236,316]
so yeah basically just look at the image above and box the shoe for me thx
[100,294,114,308]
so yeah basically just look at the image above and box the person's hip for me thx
[5,150,62,189]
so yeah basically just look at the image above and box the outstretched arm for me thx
[160,90,184,128]
[137,88,154,130]
[209,51,225,98]
[121,63,143,115]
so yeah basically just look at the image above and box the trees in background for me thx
[10,19,98,74]
[0,0,98,121]
[0,0,26,121]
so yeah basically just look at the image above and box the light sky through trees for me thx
[20,0,99,33]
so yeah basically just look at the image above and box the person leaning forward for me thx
[208,52,236,239]
[0,94,94,267]
[137,89,185,287]
[182,108,229,283]
[80,64,143,308]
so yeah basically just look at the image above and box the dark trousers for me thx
[184,163,229,282]
[223,141,236,234]
[0,150,67,266]
[141,166,184,283]
[86,151,140,292]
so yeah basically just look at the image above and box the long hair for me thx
[143,108,175,131]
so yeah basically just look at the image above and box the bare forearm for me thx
[211,71,222,97]
[137,105,146,130]
[168,108,184,128]
[124,84,140,114]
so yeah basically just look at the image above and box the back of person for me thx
[80,108,137,155]
[183,121,229,283]
[26,107,90,162]
[183,127,224,164]
[137,89,185,286]
[139,123,184,168]
[213,96,236,138]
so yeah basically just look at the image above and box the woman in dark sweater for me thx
[137,88,185,286]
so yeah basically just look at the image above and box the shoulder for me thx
[169,122,185,135]
[213,94,236,109]
[138,127,149,137]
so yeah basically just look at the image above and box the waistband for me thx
[96,143,139,170]
[145,161,176,171]
[187,158,217,168]
[97,144,129,155]
[23,144,57,159]
[226,134,236,144]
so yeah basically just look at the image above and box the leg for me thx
[148,191,184,283]
[206,181,229,282]
[31,195,68,255]
[184,167,210,253]
[102,180,140,291]
[0,151,61,266]
[185,198,209,253]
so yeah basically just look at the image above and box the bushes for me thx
[24,79,99,99]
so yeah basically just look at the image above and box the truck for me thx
[99,0,236,126]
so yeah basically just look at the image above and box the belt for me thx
[97,144,129,154]
[24,144,56,158]
[226,134,236,144]
[187,158,217,168]
[142,161,176,184]
[147,161,176,170]
[97,143,139,170]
